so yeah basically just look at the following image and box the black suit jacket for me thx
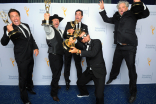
[76,39,106,78]
[99,4,149,46]
[1,23,38,62]
[63,21,88,39]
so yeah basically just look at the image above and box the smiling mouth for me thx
[14,20,19,23]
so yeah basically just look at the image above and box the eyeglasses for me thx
[80,33,88,41]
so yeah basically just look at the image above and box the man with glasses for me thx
[69,32,106,104]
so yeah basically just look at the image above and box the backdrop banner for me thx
[0,3,156,85]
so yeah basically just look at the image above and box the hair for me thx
[8,9,20,18]
[117,1,129,9]
[75,9,83,16]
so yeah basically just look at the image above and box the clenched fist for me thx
[7,23,14,32]
[44,13,50,20]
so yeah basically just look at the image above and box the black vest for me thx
[46,26,63,55]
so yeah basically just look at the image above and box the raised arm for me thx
[132,0,150,19]
[99,0,114,24]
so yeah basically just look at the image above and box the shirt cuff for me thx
[6,31,9,37]
[99,8,105,12]
[74,39,77,44]
[143,3,146,10]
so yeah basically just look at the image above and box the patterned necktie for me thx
[19,25,29,39]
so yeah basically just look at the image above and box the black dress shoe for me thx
[52,96,60,101]
[129,94,136,103]
[24,101,31,104]
[26,88,36,94]
[23,100,31,104]
[58,86,61,89]
[106,79,114,84]
[66,81,70,90]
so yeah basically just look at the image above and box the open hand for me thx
[67,29,75,34]
[98,0,104,10]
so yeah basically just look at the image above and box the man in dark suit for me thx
[63,9,88,90]
[69,32,106,104]
[99,0,149,103]
[1,9,39,104]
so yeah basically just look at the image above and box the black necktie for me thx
[19,25,29,39]
[78,23,79,29]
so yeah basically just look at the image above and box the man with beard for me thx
[43,13,64,102]
[1,9,39,104]
[69,32,106,104]
[63,9,88,90]
[99,0,149,103]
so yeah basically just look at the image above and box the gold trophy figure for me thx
[63,20,82,51]
[0,11,21,38]
[0,11,9,25]
[42,0,52,25]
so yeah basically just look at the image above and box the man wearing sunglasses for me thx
[69,32,106,104]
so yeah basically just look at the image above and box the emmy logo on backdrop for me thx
[10,58,15,66]
[62,7,67,17]
[151,26,155,35]
[45,58,49,66]
[24,6,29,16]
[147,58,152,66]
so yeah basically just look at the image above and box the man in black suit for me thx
[99,0,149,103]
[1,9,39,104]
[69,32,106,104]
[63,9,88,90]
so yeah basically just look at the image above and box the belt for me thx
[119,43,128,45]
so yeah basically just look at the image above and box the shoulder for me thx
[92,39,101,44]
[21,23,30,28]
[93,39,101,42]
[82,23,87,27]
[21,23,28,25]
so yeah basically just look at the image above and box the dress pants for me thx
[64,50,82,82]
[109,44,137,94]
[49,53,63,97]
[77,69,106,104]
[16,58,34,102]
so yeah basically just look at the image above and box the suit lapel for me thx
[88,39,92,51]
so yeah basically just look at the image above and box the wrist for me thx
[76,49,80,55]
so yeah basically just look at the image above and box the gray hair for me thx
[117,1,129,9]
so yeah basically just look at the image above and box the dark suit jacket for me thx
[99,4,150,46]
[1,23,38,62]
[63,21,88,39]
[76,39,106,78]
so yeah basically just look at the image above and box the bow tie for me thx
[85,42,90,45]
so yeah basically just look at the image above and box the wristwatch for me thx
[76,49,79,55]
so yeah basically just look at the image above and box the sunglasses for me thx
[79,33,88,41]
